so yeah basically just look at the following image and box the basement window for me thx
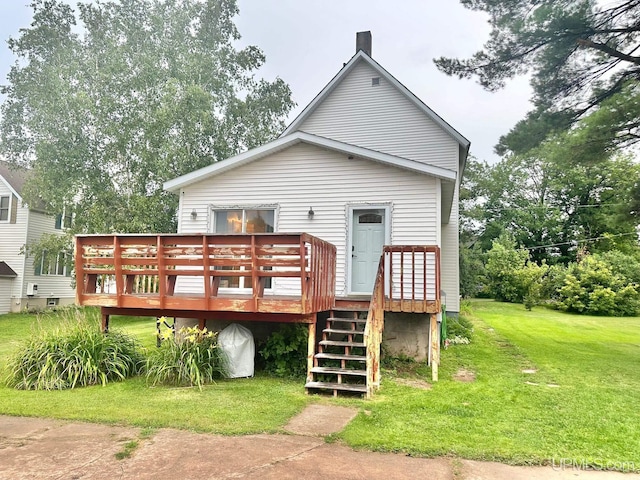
[371,77,380,86]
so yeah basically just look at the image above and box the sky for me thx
[0,0,534,164]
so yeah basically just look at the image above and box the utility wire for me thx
[467,202,628,213]
[524,232,638,250]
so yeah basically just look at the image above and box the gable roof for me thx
[281,50,470,157]
[0,160,28,199]
[164,131,456,193]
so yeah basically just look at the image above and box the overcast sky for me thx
[0,0,534,163]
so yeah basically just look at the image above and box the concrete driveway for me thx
[0,415,638,480]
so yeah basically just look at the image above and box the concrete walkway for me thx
[0,413,638,480]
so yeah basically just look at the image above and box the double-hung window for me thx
[35,251,71,277]
[55,207,73,230]
[212,208,275,288]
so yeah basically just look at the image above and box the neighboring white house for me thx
[0,161,75,314]
[164,32,469,315]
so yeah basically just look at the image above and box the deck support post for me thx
[430,313,439,382]
[306,315,317,386]
[101,307,110,334]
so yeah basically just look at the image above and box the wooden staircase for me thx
[305,245,442,398]
[305,307,369,396]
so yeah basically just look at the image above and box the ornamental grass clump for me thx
[6,309,143,390]
[145,325,228,389]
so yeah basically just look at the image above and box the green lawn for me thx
[1,302,639,470]
[0,310,309,434]
[339,300,640,469]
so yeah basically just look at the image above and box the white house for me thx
[165,33,468,314]
[160,33,469,373]
[0,161,75,314]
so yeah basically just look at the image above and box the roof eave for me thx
[163,131,456,192]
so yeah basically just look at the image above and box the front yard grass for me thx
[1,301,639,469]
[338,300,640,469]
[0,311,308,434]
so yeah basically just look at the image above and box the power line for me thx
[466,202,628,213]
[524,232,638,250]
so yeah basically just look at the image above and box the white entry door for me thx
[350,209,386,294]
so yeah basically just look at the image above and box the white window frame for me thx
[55,206,73,230]
[0,195,10,222]
[209,205,278,291]
[37,251,71,277]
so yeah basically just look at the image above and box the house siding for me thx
[178,142,438,297]
[0,278,13,314]
[22,210,76,305]
[441,185,460,312]
[0,177,75,312]
[0,181,28,311]
[299,61,460,172]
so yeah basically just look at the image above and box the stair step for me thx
[331,307,369,312]
[311,366,367,376]
[315,352,366,362]
[305,381,367,393]
[319,340,365,348]
[323,328,364,335]
[328,317,367,324]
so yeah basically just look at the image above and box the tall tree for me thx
[1,0,294,234]
[435,0,640,156]
[461,148,640,264]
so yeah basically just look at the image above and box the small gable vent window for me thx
[0,195,9,221]
[371,77,380,86]
[359,213,383,224]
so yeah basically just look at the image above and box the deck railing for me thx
[384,245,441,313]
[364,245,441,397]
[75,233,336,315]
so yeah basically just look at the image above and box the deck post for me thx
[101,307,110,334]
[430,313,439,381]
[306,315,317,386]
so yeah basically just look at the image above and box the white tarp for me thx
[218,323,255,378]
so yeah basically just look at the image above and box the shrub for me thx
[460,243,486,298]
[516,262,548,310]
[6,309,142,390]
[485,233,529,302]
[485,233,548,305]
[556,254,640,316]
[145,326,227,389]
[446,314,473,341]
[259,324,308,378]
[541,264,567,302]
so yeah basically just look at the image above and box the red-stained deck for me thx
[75,233,336,326]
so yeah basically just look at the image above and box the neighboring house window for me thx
[55,207,73,230]
[35,251,71,277]
[0,195,10,221]
[212,208,275,288]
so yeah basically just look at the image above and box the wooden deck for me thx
[76,233,443,395]
[75,233,336,328]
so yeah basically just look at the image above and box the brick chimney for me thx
[356,31,372,57]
